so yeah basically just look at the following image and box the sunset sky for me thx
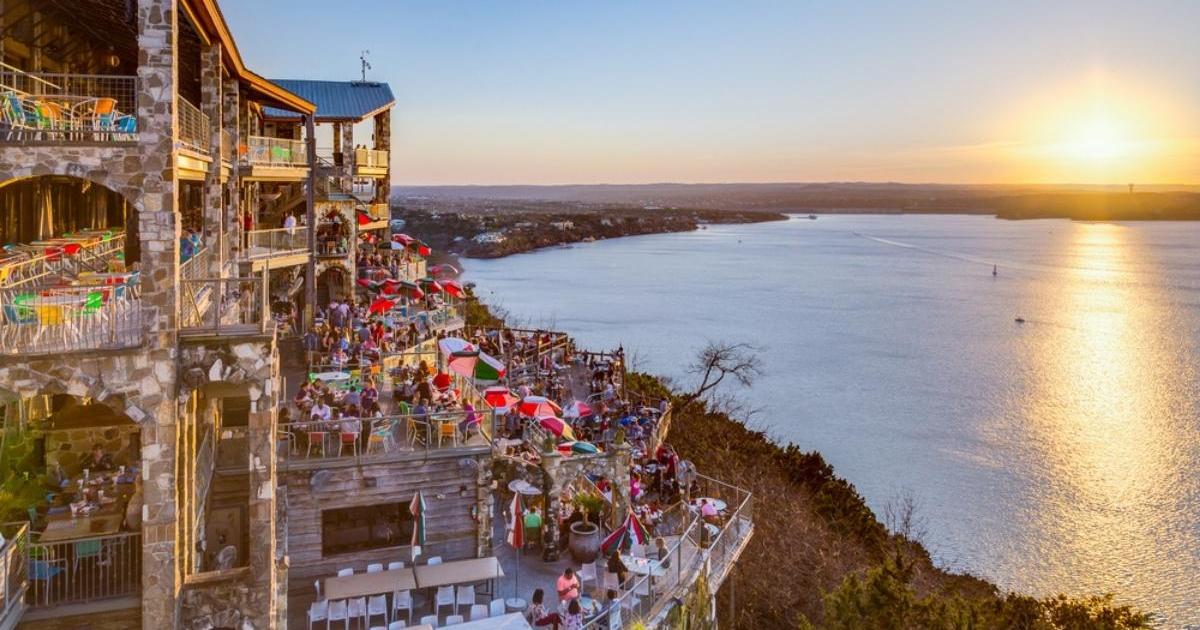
[222,1,1200,186]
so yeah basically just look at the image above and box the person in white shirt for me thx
[310,401,332,421]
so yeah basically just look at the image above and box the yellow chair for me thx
[438,420,458,448]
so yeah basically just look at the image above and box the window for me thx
[322,503,414,556]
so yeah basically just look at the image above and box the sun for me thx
[998,75,1193,182]
[1056,110,1135,162]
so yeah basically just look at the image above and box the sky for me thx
[221,1,1200,186]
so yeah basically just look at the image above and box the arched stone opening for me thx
[0,174,141,265]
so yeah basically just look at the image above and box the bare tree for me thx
[678,341,762,410]
[883,490,928,545]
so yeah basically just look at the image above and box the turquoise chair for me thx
[73,539,103,570]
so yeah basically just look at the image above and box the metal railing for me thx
[177,98,211,155]
[25,531,141,608]
[1,63,138,143]
[580,475,754,628]
[242,227,310,260]
[180,246,212,280]
[0,523,28,623]
[0,232,125,290]
[0,284,144,356]
[243,135,308,167]
[354,147,388,169]
[180,276,267,335]
[279,409,495,464]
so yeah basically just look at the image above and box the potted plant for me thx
[568,491,605,562]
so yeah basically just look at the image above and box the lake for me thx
[463,214,1200,623]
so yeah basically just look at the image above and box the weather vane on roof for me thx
[359,50,372,83]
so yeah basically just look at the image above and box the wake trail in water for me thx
[851,232,1050,274]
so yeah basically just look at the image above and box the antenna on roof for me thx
[359,50,372,83]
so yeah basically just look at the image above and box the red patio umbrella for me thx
[537,415,575,441]
[368,297,395,315]
[442,280,466,299]
[518,396,562,418]
[484,386,519,409]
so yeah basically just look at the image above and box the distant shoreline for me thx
[392,205,788,260]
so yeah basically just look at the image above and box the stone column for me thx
[136,0,182,628]
[200,42,223,277]
[341,121,355,192]
[373,110,391,204]
[474,450,495,558]
[223,76,241,271]
[244,346,280,629]
[540,450,563,561]
[610,445,633,529]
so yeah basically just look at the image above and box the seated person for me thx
[87,444,115,472]
[700,498,721,525]
[527,588,561,628]
[653,537,671,568]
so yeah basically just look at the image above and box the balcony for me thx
[1,522,142,619]
[0,283,144,358]
[241,227,312,271]
[179,276,269,338]
[353,147,388,177]
[0,64,138,145]
[279,409,494,470]
[239,135,310,181]
[176,98,213,181]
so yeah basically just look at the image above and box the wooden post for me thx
[304,114,317,328]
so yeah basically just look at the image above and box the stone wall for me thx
[45,424,140,476]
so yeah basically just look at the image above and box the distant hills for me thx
[393,183,1200,220]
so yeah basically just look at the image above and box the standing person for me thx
[607,549,630,587]
[555,567,580,603]
[242,209,254,249]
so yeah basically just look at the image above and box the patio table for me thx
[413,556,505,592]
[626,557,665,578]
[40,504,125,544]
[324,566,416,600]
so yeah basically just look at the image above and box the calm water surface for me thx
[464,215,1200,624]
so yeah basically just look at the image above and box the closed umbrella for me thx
[505,491,525,608]
[409,490,426,562]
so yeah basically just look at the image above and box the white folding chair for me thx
[635,578,651,597]
[426,556,443,565]
[444,615,464,626]
[392,589,414,623]
[578,562,598,592]
[488,598,505,617]
[368,563,384,574]
[603,570,620,591]
[454,584,476,614]
[469,604,488,620]
[327,599,349,630]
[314,579,323,600]
[435,585,455,617]
[337,567,354,577]
[387,561,405,571]
[367,593,389,626]
[419,614,439,628]
[307,599,328,630]
[388,622,406,630]
[348,596,368,626]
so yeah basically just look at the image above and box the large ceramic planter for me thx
[568,521,601,563]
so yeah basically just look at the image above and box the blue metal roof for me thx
[262,80,395,122]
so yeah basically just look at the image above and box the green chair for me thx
[79,291,103,316]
